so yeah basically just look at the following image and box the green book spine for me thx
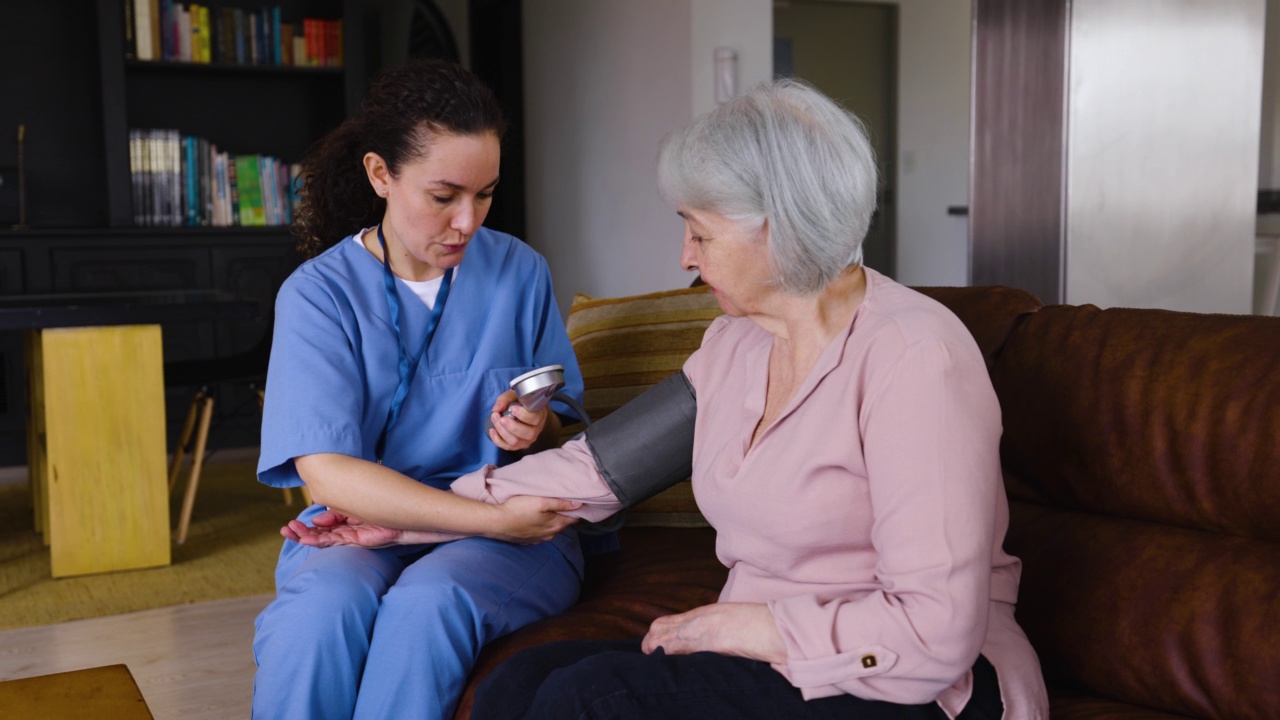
[233,154,265,226]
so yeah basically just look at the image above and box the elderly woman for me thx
[290,79,1049,719]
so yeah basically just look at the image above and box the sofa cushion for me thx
[565,287,723,527]
[565,286,723,421]
[1045,690,1194,719]
[992,305,1280,720]
[911,285,1043,372]
[1006,500,1280,719]
[993,305,1280,542]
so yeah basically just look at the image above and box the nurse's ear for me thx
[363,152,392,199]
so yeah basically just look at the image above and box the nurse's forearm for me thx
[295,453,504,536]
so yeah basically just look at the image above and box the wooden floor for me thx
[0,588,270,719]
[0,448,269,719]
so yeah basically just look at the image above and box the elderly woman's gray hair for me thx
[657,79,878,295]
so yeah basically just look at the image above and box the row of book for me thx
[125,1,343,68]
[129,129,301,228]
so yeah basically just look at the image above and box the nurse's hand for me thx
[488,495,581,544]
[488,389,550,451]
[282,510,463,548]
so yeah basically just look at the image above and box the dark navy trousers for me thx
[472,638,1003,720]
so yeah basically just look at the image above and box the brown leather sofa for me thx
[454,286,1280,719]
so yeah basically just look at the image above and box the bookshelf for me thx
[0,2,367,464]
[95,0,365,228]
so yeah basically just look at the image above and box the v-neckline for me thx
[739,270,875,457]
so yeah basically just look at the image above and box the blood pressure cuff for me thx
[583,371,697,508]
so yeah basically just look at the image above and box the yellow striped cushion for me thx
[565,286,722,527]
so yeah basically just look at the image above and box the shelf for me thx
[95,0,365,228]
[124,59,344,77]
[1,225,294,237]
[1,226,295,242]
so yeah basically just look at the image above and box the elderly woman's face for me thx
[678,208,774,317]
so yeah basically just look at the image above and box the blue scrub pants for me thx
[251,520,583,720]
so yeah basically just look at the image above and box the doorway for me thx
[774,1,898,277]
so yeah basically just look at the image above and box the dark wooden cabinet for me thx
[0,1,367,464]
[0,229,299,464]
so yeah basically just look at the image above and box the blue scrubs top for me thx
[258,227,584,491]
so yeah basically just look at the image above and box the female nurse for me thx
[250,58,586,720]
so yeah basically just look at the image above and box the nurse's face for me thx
[365,131,501,282]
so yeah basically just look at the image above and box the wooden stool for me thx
[0,664,153,719]
[168,386,312,544]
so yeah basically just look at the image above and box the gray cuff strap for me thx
[584,371,697,508]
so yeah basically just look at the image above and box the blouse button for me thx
[860,654,877,669]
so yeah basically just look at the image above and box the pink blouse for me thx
[452,268,1049,718]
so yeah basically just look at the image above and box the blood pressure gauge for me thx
[507,364,566,413]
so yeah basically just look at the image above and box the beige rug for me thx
[0,459,299,631]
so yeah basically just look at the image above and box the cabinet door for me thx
[0,333,22,465]
[0,249,23,294]
[51,246,214,364]
[210,243,295,354]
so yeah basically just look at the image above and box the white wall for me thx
[522,0,970,308]
[522,0,771,312]
[691,0,774,117]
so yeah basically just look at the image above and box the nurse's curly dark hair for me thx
[291,59,506,258]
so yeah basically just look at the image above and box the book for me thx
[168,129,182,226]
[177,4,191,62]
[227,153,240,226]
[182,135,194,225]
[271,7,282,65]
[159,0,173,61]
[249,11,259,65]
[260,156,277,226]
[123,0,137,60]
[331,19,342,67]
[199,136,211,225]
[304,18,316,67]
[191,4,209,64]
[129,130,143,225]
[149,0,162,62]
[211,147,227,226]
[280,23,293,66]
[134,0,153,61]
[147,130,161,225]
[288,163,302,219]
[234,154,265,226]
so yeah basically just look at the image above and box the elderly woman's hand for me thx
[641,602,788,664]
[488,389,551,451]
